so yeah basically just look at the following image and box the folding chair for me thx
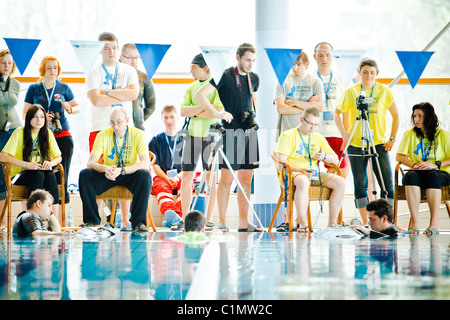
[393,162,450,227]
[96,151,157,231]
[0,162,65,233]
[268,155,343,233]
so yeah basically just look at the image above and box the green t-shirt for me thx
[180,78,223,137]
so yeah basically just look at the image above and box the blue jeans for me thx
[348,144,394,209]
[0,129,15,200]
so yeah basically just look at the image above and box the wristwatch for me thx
[105,89,110,96]
[121,167,126,175]
[436,161,441,170]
[389,136,396,142]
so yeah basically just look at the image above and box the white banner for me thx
[70,40,104,75]
[199,46,236,84]
[332,50,366,86]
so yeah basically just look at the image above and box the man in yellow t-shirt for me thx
[273,107,345,232]
[334,58,399,225]
[78,107,151,231]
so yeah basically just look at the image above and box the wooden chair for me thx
[0,162,65,233]
[96,151,157,232]
[394,162,450,227]
[268,155,343,233]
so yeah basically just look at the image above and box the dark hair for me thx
[191,53,207,68]
[27,189,53,210]
[236,43,255,57]
[98,32,118,43]
[314,42,333,53]
[412,102,440,143]
[184,210,205,232]
[23,104,50,163]
[359,58,379,74]
[366,199,393,223]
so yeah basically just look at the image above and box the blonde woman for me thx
[0,49,22,216]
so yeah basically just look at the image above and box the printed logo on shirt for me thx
[367,97,380,115]
[414,140,437,160]
[107,144,132,166]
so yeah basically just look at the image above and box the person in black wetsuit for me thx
[12,189,74,237]
[350,199,404,239]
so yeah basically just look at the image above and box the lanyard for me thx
[360,83,375,100]
[298,128,312,166]
[1,90,10,111]
[102,63,118,89]
[421,138,432,161]
[31,135,39,152]
[317,71,333,109]
[113,126,128,167]
[42,81,56,110]
[165,133,177,169]
[360,83,375,121]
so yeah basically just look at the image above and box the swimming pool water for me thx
[1,231,449,300]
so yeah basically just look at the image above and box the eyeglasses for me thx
[110,119,125,127]
[122,56,140,61]
[303,118,319,128]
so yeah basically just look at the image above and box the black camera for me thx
[356,91,372,112]
[238,110,259,131]
[50,112,62,134]
[210,121,225,135]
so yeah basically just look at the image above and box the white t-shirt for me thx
[274,73,324,139]
[86,62,139,132]
[315,70,345,137]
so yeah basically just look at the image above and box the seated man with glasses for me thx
[78,106,151,232]
[273,107,345,232]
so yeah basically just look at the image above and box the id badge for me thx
[4,121,11,132]
[307,168,319,181]
[167,169,178,178]
[323,111,334,122]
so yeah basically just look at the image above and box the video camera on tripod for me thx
[356,91,373,112]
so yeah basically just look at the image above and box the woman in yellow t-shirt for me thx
[396,102,450,236]
[334,58,399,225]
[0,104,62,220]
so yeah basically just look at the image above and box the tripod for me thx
[190,131,264,229]
[339,100,388,201]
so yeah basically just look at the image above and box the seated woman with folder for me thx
[396,102,450,236]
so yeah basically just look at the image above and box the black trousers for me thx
[15,170,60,204]
[55,135,73,203]
[79,169,151,228]
[403,170,450,189]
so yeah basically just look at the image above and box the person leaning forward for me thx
[273,107,346,232]
[78,106,151,232]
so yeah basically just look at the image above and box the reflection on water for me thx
[0,231,449,300]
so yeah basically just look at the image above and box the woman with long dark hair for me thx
[396,102,450,236]
[23,56,80,203]
[0,104,62,220]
